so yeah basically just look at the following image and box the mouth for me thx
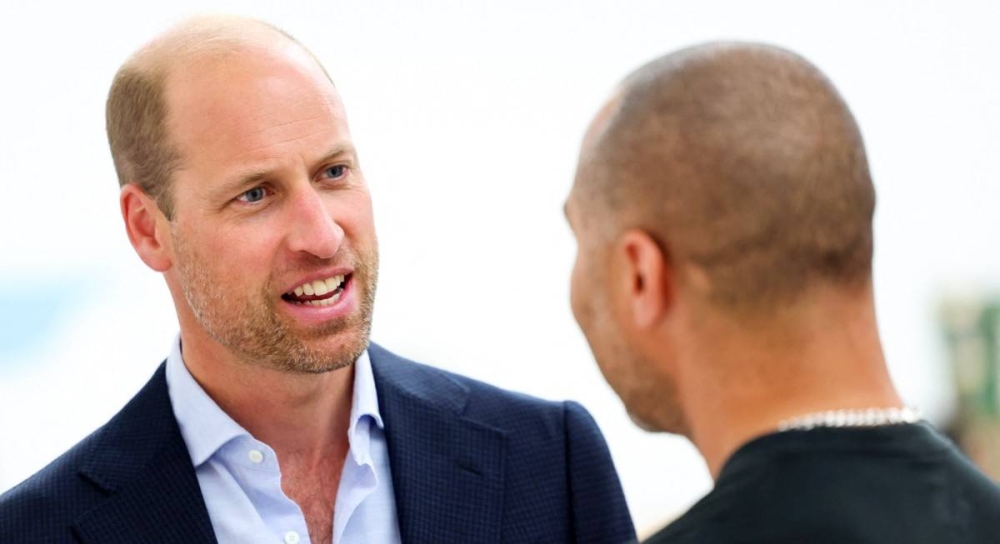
[281,273,351,307]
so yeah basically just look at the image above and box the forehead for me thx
[164,44,347,176]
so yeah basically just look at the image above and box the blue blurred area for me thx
[0,286,82,365]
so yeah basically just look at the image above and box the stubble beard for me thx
[608,347,690,436]
[173,232,379,374]
[582,292,690,436]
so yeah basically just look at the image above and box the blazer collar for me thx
[369,342,507,543]
[73,363,216,544]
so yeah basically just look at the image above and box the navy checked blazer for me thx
[0,343,637,543]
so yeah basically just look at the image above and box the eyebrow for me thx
[215,143,358,198]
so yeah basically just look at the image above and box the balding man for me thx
[0,16,635,544]
[566,42,1000,542]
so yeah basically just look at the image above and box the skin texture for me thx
[118,20,375,543]
[567,42,903,479]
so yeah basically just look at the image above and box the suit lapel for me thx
[72,364,216,544]
[370,344,506,543]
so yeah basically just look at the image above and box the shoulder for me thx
[655,426,1000,543]
[0,424,106,539]
[0,363,176,540]
[368,342,635,541]
[368,343,618,457]
[368,341,588,431]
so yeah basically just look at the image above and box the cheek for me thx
[570,248,603,333]
[195,222,281,282]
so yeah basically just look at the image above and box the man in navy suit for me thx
[0,15,635,544]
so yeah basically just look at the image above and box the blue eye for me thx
[239,187,268,203]
[324,165,347,179]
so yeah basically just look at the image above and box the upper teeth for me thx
[292,275,344,297]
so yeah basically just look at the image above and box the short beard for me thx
[623,365,690,437]
[584,299,690,436]
[173,228,379,374]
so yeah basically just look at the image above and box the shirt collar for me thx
[350,347,384,432]
[346,347,383,467]
[164,335,383,468]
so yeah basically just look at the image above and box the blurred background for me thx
[0,0,997,537]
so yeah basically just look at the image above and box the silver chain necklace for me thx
[778,406,921,432]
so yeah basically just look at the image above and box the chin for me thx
[627,410,664,432]
[310,325,371,355]
[313,328,370,356]
[619,383,689,435]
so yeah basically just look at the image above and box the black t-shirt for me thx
[646,422,1000,543]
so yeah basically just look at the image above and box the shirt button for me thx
[248,449,264,464]
[284,531,301,544]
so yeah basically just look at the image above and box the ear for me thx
[616,228,672,329]
[120,184,173,272]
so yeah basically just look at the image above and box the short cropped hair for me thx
[106,63,178,217]
[579,42,875,311]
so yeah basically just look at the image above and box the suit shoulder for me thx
[368,344,621,472]
[369,343,569,418]
[0,424,105,535]
[1,362,172,538]
[370,344,635,541]
[442,364,566,411]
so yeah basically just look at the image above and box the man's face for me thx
[162,45,378,373]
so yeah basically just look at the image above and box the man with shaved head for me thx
[0,16,635,543]
[566,42,1000,542]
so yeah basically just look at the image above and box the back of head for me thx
[105,15,325,219]
[578,42,875,314]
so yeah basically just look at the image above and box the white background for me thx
[1,1,998,536]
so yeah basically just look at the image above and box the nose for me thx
[285,187,343,260]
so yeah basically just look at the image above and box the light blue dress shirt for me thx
[165,337,401,544]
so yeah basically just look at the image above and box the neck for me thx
[178,324,354,463]
[677,284,902,480]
